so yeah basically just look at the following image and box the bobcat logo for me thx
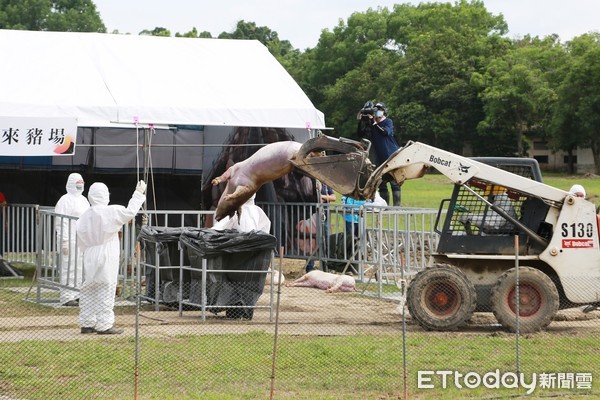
[459,163,471,173]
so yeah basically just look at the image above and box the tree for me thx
[46,0,105,32]
[300,7,391,112]
[0,0,105,32]
[218,20,295,59]
[175,27,199,38]
[174,27,213,39]
[140,27,170,37]
[321,49,396,138]
[387,1,509,152]
[296,1,512,152]
[473,35,564,156]
[552,33,600,173]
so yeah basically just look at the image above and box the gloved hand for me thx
[136,180,147,195]
[61,242,69,256]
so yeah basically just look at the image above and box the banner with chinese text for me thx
[0,116,78,156]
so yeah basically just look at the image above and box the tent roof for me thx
[0,29,326,129]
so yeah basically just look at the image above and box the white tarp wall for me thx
[0,29,326,130]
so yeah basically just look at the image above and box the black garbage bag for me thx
[138,226,190,299]
[180,228,276,319]
[179,228,276,256]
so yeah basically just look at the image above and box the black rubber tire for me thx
[407,265,477,331]
[490,267,559,333]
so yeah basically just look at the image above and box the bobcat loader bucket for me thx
[291,135,376,199]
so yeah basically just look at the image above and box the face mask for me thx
[375,110,384,118]
[75,184,84,191]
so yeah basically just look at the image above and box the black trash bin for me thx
[180,228,276,320]
[138,226,191,302]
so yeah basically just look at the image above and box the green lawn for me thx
[0,332,597,399]
[397,171,600,210]
[328,169,600,210]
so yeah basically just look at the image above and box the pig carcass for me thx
[211,141,302,221]
[287,270,356,293]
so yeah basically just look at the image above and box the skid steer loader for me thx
[292,135,600,333]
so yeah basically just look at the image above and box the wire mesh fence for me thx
[0,204,598,399]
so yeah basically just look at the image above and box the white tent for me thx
[0,29,326,129]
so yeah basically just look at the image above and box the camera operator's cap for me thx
[363,100,375,108]
[375,102,388,114]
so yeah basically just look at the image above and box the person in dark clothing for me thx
[306,181,336,273]
[368,102,401,206]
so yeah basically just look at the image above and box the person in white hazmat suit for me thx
[76,180,146,335]
[54,173,90,306]
[212,194,270,233]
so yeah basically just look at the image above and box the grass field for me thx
[0,331,597,399]
[397,171,600,210]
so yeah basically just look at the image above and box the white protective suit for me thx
[54,173,89,304]
[212,195,270,233]
[76,182,145,332]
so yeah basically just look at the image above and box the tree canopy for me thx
[552,33,600,173]
[0,0,105,32]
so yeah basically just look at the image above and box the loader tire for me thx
[407,265,477,331]
[491,267,559,333]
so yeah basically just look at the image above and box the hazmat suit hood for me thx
[88,183,110,206]
[569,184,586,198]
[66,173,84,196]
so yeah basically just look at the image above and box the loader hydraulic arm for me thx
[293,135,568,207]
[293,135,477,199]
[293,135,572,249]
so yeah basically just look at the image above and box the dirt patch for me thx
[1,258,600,340]
[274,257,309,281]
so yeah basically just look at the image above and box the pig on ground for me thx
[211,141,303,221]
[265,268,285,286]
[287,270,356,293]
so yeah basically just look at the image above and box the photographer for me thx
[357,101,377,140]
[357,101,401,206]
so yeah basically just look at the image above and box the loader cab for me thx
[435,158,551,256]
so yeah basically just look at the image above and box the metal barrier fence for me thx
[27,208,216,305]
[0,203,39,267]
[0,203,598,399]
[261,202,439,298]
[19,203,438,306]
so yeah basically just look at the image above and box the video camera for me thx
[357,100,376,139]
[358,100,377,121]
